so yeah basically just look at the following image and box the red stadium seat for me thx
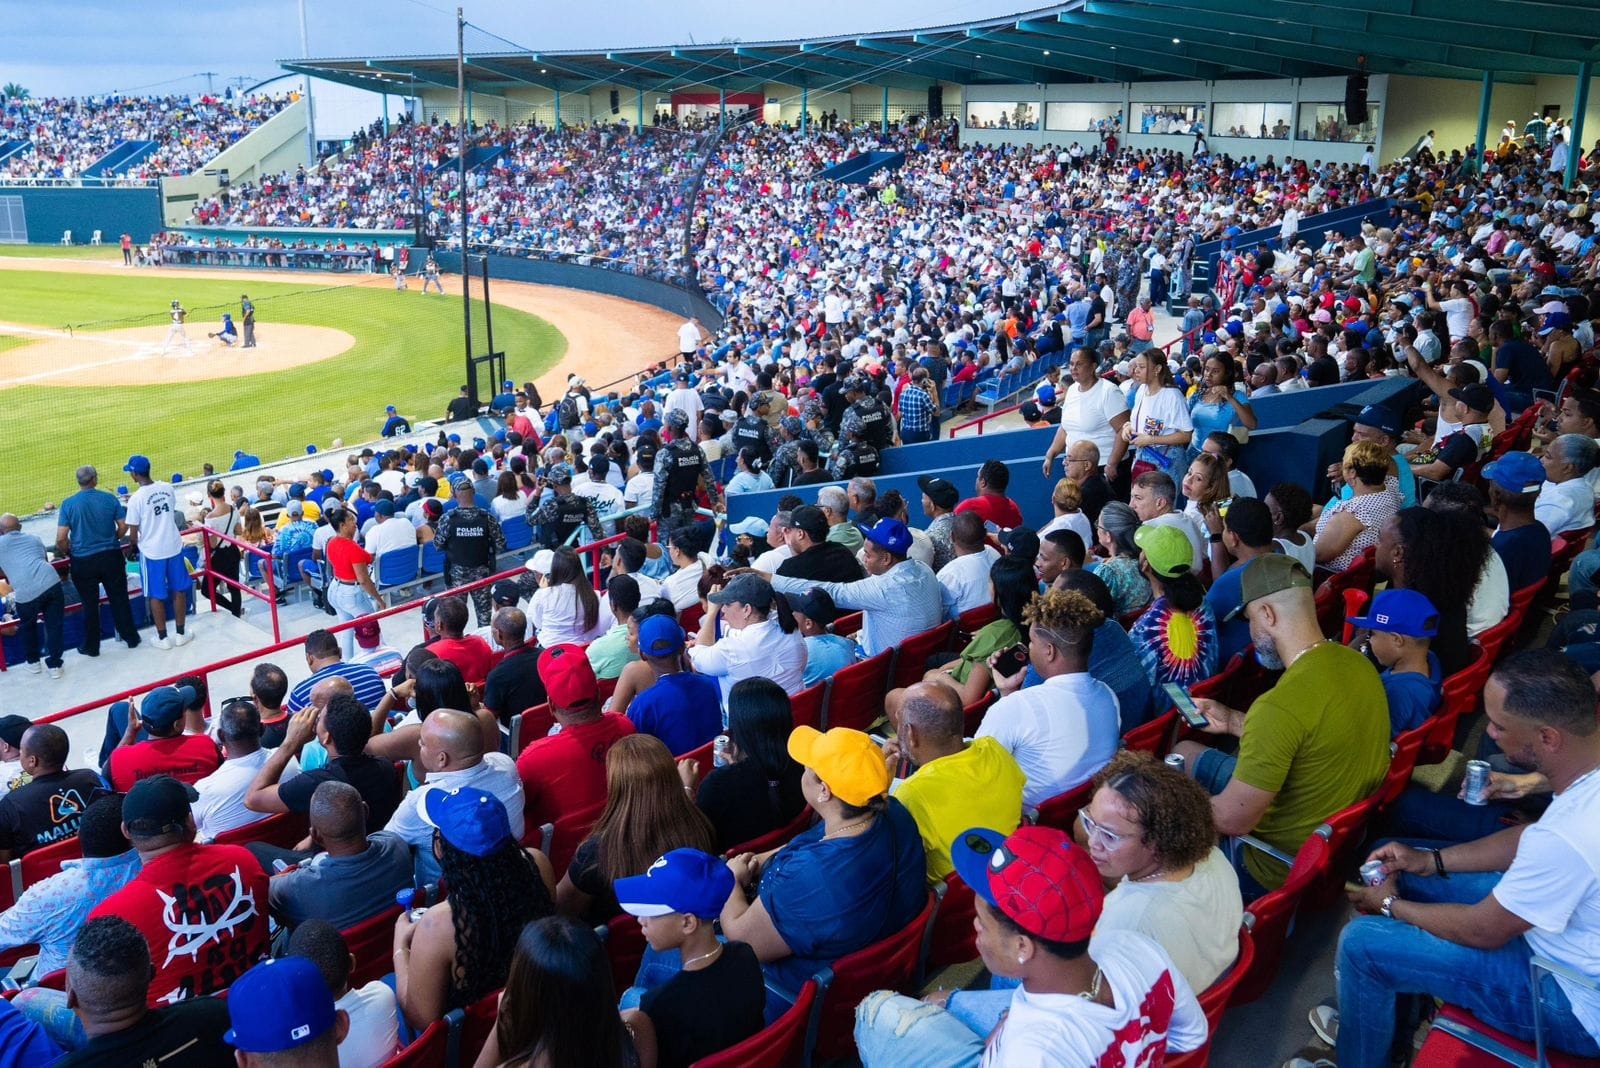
[1416,1003,1597,1068]
[442,988,500,1068]
[1376,731,1426,824]
[213,810,309,850]
[891,621,956,689]
[1236,825,1331,1004]
[1423,643,1491,765]
[1122,709,1177,756]
[376,1019,447,1067]
[1307,791,1383,909]
[822,650,892,732]
[679,604,705,634]
[1189,651,1279,719]
[528,802,604,881]
[804,893,937,1063]
[1034,780,1095,833]
[344,905,403,988]
[3,834,84,907]
[690,979,818,1068]
[831,611,863,639]
[955,604,998,641]
[600,912,647,997]
[507,703,554,756]
[1165,920,1257,1068]
[925,872,978,972]
[678,737,715,766]
[1313,546,1377,639]
[962,692,995,736]
[724,806,816,858]
[1477,579,1545,664]
[790,683,825,731]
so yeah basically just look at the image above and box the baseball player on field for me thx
[161,300,193,357]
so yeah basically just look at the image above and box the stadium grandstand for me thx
[2,1,1600,1066]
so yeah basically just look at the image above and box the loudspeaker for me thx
[928,85,944,120]
[610,89,620,115]
[1344,73,1369,124]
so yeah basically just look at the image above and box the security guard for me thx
[827,425,881,480]
[768,415,809,489]
[730,405,773,470]
[434,480,506,627]
[840,375,894,452]
[524,462,604,549]
[652,410,721,531]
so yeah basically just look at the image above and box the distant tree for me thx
[1,83,28,100]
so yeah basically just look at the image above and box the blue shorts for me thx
[1192,749,1238,796]
[141,554,193,601]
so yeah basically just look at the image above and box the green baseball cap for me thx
[1132,523,1193,578]
[1225,554,1313,621]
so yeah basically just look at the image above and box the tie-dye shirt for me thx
[1129,596,1219,690]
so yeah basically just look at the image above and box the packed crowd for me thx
[0,92,293,180]
[3,113,1600,1068]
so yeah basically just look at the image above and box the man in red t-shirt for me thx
[89,775,269,1005]
[953,459,1025,531]
[108,684,222,792]
[427,596,496,685]
[515,644,634,828]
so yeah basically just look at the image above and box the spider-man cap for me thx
[951,825,1104,943]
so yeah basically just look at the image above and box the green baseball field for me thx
[0,248,566,514]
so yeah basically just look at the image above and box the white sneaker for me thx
[1309,1005,1339,1046]
[23,660,41,673]
[152,634,173,650]
[48,667,62,679]
[173,631,193,647]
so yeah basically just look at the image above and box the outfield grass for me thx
[0,270,565,513]
[0,243,124,261]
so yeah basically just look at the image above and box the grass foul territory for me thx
[0,268,565,513]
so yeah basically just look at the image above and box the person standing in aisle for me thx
[56,465,141,656]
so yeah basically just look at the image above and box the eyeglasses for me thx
[1078,809,1131,850]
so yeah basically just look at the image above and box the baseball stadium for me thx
[0,0,1598,1065]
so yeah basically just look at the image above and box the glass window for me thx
[1297,102,1380,144]
[1133,103,1207,136]
[1211,102,1293,140]
[1044,102,1122,132]
[965,101,1039,131]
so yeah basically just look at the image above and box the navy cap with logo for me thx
[139,685,197,729]
[1354,404,1402,440]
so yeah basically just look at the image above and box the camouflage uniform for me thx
[768,415,808,489]
[434,503,506,627]
[524,463,605,548]
[653,411,720,532]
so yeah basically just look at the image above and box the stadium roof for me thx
[284,0,1598,97]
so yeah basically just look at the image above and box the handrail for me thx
[195,524,281,644]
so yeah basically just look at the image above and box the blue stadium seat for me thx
[375,547,420,589]
[420,540,446,576]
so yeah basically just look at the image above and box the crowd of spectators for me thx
[5,109,1600,1068]
[0,91,293,180]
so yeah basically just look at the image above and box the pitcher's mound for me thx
[0,321,357,388]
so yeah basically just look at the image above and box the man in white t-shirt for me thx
[1321,650,1600,1065]
[1043,347,1131,477]
[662,370,704,431]
[677,316,703,358]
[122,453,193,649]
[936,513,1000,619]
[362,500,419,562]
[287,920,401,1068]
[855,824,1206,1066]
[573,456,626,535]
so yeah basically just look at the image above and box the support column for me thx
[1474,69,1494,172]
[637,88,645,127]
[882,85,890,131]
[554,89,561,130]
[465,89,473,130]
[801,86,808,135]
[1569,62,1592,189]
[382,95,389,137]
[719,86,727,130]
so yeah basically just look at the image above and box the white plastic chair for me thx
[90,230,102,245]
[59,230,71,245]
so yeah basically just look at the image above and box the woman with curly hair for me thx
[1079,750,1244,993]
[394,787,555,1032]
[1314,440,1401,572]
[556,734,717,922]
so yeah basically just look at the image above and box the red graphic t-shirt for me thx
[108,735,222,792]
[89,843,269,1005]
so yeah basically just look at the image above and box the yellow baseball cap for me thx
[1133,523,1193,578]
[787,726,891,807]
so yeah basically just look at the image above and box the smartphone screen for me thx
[1163,683,1210,729]
[994,643,1029,679]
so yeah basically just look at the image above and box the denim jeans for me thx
[1336,854,1600,1067]
[1383,785,1518,844]
[1568,551,1600,612]
[327,580,376,660]
[944,975,1020,1035]
[855,992,984,1068]
[15,582,65,669]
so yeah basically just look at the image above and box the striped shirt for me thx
[286,660,388,714]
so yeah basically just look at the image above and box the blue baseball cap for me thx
[139,684,197,729]
[502,379,514,390]
[858,517,913,556]
[546,462,574,484]
[638,614,686,658]
[1482,451,1545,495]
[421,786,513,857]
[224,957,337,1053]
[1354,404,1402,439]
[616,848,735,919]
[386,404,397,413]
[1347,588,1440,638]
[123,454,151,475]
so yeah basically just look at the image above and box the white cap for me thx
[525,548,555,574]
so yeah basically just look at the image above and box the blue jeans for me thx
[1569,551,1600,612]
[855,992,984,1068]
[900,427,933,445]
[1384,786,1517,844]
[944,975,1020,1035]
[1336,851,1600,1067]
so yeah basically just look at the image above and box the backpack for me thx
[847,442,881,476]
[558,395,581,430]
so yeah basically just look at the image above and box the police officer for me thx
[524,462,604,549]
[652,410,721,531]
[730,404,773,470]
[768,415,809,489]
[840,375,894,454]
[433,480,506,627]
[827,426,881,480]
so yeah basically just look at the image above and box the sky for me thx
[2,0,1022,97]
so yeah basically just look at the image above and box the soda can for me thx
[713,734,731,768]
[1164,753,1186,773]
[1359,860,1387,887]
[1463,760,1492,806]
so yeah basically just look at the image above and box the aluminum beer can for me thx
[713,734,731,768]
[1163,753,1185,773]
[1359,860,1387,887]
[1463,760,1492,806]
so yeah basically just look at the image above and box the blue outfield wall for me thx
[443,252,725,333]
[1,186,164,244]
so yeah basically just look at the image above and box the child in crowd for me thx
[1348,588,1444,737]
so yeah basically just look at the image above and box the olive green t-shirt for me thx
[1236,641,1390,888]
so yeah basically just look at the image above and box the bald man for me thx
[289,675,355,774]
[264,780,413,932]
[381,708,525,881]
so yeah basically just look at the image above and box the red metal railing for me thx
[197,525,282,643]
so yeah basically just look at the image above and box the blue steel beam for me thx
[1044,15,1303,78]
[967,26,1216,81]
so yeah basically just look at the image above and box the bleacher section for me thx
[813,150,906,184]
[1188,197,1398,306]
[81,139,160,179]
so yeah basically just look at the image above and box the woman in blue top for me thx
[1187,352,1258,461]
[726,448,774,495]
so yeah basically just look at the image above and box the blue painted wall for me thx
[5,186,164,244]
[444,252,725,333]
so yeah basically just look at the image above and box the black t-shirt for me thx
[57,998,234,1067]
[640,940,766,1068]
[695,758,806,853]
[446,396,477,421]
[483,645,548,725]
[279,753,402,827]
[1431,606,1472,677]
[1078,473,1114,526]
[777,543,865,584]
[1494,339,1554,393]
[0,768,103,856]
[259,712,289,749]
[792,469,832,486]
[1435,429,1481,472]
[567,835,620,923]
[1494,522,1552,592]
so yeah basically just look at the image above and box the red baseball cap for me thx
[952,825,1104,943]
[538,644,598,709]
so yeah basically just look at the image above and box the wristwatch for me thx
[1379,895,1397,919]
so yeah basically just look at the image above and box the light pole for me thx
[298,0,318,165]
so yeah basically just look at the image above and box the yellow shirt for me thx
[895,737,1026,883]
[273,498,321,528]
